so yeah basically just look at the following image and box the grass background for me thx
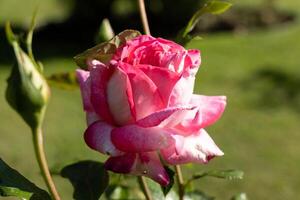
[1,0,300,199]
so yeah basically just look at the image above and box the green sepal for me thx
[161,166,175,196]
[74,29,141,69]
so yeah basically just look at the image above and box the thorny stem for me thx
[32,127,61,200]
[138,0,151,35]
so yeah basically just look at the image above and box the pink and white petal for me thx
[139,65,180,105]
[133,152,170,186]
[90,61,114,123]
[86,112,101,126]
[178,95,227,132]
[168,73,195,106]
[104,153,136,173]
[137,106,196,128]
[76,69,93,111]
[161,129,224,165]
[111,125,174,153]
[84,121,123,156]
[119,62,164,120]
[168,50,201,106]
[107,67,135,125]
[185,49,201,71]
[104,152,170,186]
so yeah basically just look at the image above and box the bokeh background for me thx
[1,0,300,199]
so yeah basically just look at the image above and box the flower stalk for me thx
[136,1,153,199]
[175,165,185,200]
[138,0,151,35]
[32,126,61,200]
[138,176,153,200]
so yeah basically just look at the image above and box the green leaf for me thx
[231,193,248,200]
[183,0,232,37]
[47,71,78,90]
[184,190,215,200]
[0,158,51,200]
[105,185,130,200]
[95,18,115,44]
[177,0,232,45]
[193,169,244,180]
[61,160,109,200]
[161,166,175,196]
[5,22,50,130]
[74,29,141,69]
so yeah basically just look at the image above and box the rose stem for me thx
[137,1,152,199]
[138,0,151,35]
[32,127,61,200]
[175,165,185,200]
[138,176,153,200]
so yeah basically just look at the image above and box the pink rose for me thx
[76,35,226,186]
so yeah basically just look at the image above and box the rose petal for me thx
[107,67,135,125]
[186,49,201,71]
[84,121,123,156]
[177,95,227,133]
[139,65,180,105]
[104,153,136,173]
[137,106,195,128]
[111,125,173,152]
[76,69,93,111]
[161,129,224,165]
[168,49,201,106]
[119,62,164,120]
[133,152,170,186]
[168,73,195,106]
[90,61,114,123]
[104,152,170,186]
[86,112,101,126]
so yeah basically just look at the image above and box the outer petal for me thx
[76,69,93,111]
[137,106,196,128]
[185,49,201,72]
[84,121,123,156]
[89,60,114,123]
[133,152,170,186]
[177,95,227,133]
[104,152,170,186]
[111,125,173,153]
[86,112,101,126]
[119,62,164,120]
[161,129,224,165]
[107,67,135,125]
[104,153,136,173]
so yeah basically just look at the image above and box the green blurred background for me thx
[0,0,300,199]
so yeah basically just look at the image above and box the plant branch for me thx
[138,176,153,200]
[32,127,61,200]
[175,165,185,200]
[138,0,151,35]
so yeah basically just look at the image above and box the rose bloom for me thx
[76,35,226,186]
